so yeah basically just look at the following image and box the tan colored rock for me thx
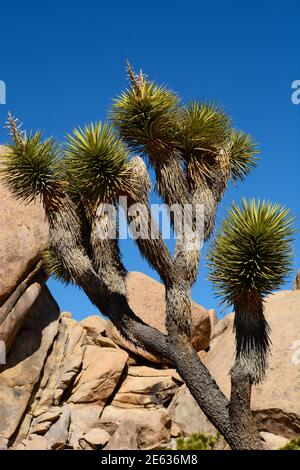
[100,405,171,449]
[69,346,128,405]
[208,308,218,331]
[106,272,212,362]
[0,437,8,450]
[0,146,48,305]
[32,316,86,411]
[80,315,107,337]
[13,443,26,450]
[70,404,102,432]
[30,421,53,435]
[30,408,62,435]
[293,269,300,290]
[260,432,289,450]
[128,366,181,381]
[113,366,181,408]
[44,406,70,449]
[83,428,110,448]
[33,407,62,421]
[191,318,211,352]
[210,313,233,341]
[170,421,181,437]
[68,404,103,449]
[105,420,138,450]
[90,335,118,348]
[0,286,60,442]
[24,435,48,450]
[61,311,72,319]
[11,413,33,447]
[169,290,300,438]
[0,282,43,352]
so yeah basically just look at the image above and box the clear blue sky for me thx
[0,0,299,319]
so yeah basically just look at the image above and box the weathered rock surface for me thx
[34,316,87,410]
[44,405,71,449]
[83,428,110,448]
[293,269,300,290]
[80,315,107,337]
[105,420,138,450]
[0,146,48,305]
[30,408,62,435]
[169,290,300,439]
[100,405,171,449]
[0,282,43,353]
[106,272,213,363]
[113,366,181,408]
[24,435,48,450]
[0,286,60,442]
[68,404,103,449]
[260,432,289,450]
[69,346,128,406]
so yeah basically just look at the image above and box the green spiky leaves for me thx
[110,66,259,211]
[226,130,259,182]
[0,130,61,204]
[110,73,180,156]
[177,101,231,188]
[177,103,258,190]
[64,122,131,202]
[208,198,295,306]
[179,101,231,157]
[208,199,294,383]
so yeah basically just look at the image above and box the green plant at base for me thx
[176,433,220,450]
[279,436,300,450]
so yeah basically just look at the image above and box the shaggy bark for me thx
[125,199,176,285]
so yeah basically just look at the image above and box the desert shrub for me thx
[176,433,220,450]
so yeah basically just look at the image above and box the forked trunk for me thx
[47,199,264,451]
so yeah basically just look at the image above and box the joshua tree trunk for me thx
[229,359,264,449]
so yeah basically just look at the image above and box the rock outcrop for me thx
[0,308,180,450]
[0,286,60,447]
[0,145,48,306]
[1,287,299,450]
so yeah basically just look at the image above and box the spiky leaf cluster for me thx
[0,132,61,204]
[207,198,294,306]
[63,122,131,202]
[226,130,259,182]
[110,69,258,193]
[110,77,180,156]
[178,101,231,156]
[176,101,231,187]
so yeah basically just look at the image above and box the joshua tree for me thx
[0,66,294,449]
